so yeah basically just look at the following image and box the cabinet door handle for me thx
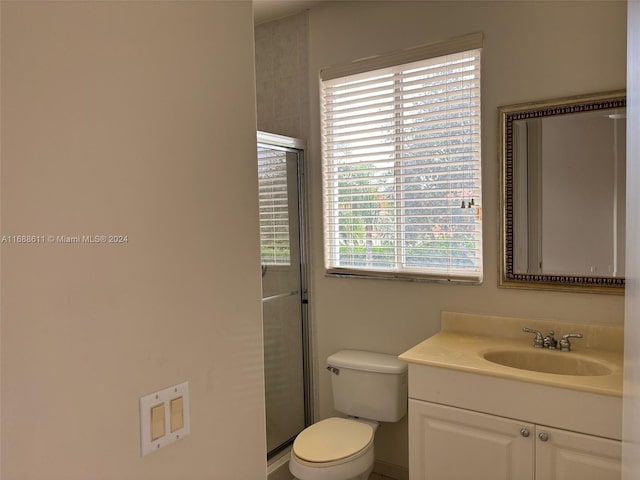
[538,432,549,442]
[520,428,530,438]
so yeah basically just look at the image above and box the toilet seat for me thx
[292,417,374,466]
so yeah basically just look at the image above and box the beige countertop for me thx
[399,312,623,397]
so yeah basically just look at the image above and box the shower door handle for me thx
[262,291,300,303]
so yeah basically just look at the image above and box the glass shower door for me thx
[257,133,309,458]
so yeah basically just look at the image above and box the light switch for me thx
[140,381,190,456]
[170,396,184,432]
[150,403,166,441]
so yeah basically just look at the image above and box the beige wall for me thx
[542,115,621,276]
[623,1,640,478]
[306,1,627,470]
[1,2,266,479]
[255,12,310,140]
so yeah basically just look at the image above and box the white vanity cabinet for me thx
[535,425,621,480]
[409,399,534,480]
[409,399,621,480]
[399,313,624,480]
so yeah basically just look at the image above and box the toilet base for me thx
[292,469,372,480]
[289,445,374,480]
[291,465,373,480]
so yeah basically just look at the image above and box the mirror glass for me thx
[499,91,626,293]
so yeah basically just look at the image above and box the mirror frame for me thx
[499,90,626,294]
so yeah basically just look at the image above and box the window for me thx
[321,34,483,282]
[258,146,291,266]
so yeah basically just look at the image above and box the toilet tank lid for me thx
[327,350,407,374]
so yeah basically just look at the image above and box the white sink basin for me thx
[483,349,612,376]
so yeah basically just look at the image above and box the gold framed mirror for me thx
[499,91,626,294]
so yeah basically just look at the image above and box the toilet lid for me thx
[293,417,374,464]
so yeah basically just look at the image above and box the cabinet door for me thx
[409,399,535,480]
[535,426,621,480]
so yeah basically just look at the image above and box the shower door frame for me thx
[257,131,313,460]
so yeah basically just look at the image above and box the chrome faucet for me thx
[523,327,583,352]
[559,333,583,352]
[522,327,544,348]
[543,331,558,350]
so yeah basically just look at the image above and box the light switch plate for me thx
[140,381,190,456]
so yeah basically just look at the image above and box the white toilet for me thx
[289,350,408,480]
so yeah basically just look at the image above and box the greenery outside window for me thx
[321,34,483,282]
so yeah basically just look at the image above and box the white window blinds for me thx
[321,43,483,282]
[258,146,291,266]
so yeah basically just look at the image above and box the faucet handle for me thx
[559,333,583,352]
[523,327,544,348]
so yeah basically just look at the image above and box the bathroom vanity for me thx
[399,312,623,480]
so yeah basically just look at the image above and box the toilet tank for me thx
[327,350,408,422]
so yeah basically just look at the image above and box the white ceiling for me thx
[253,0,325,25]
